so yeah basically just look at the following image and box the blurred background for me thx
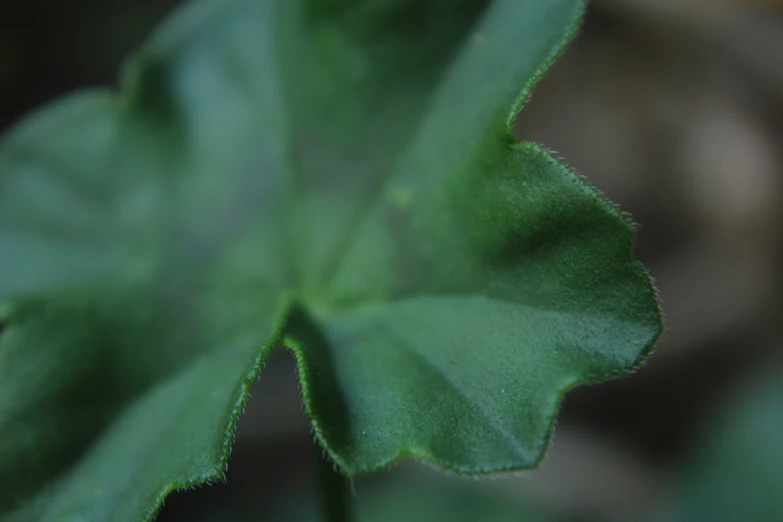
[1,0,782,520]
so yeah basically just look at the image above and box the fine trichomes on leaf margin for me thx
[0,0,662,521]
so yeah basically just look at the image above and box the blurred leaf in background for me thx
[656,361,783,522]
[277,472,559,522]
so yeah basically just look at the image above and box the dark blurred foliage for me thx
[0,0,179,132]
[1,0,782,520]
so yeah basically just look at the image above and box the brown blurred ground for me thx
[1,1,781,520]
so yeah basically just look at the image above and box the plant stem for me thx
[316,450,351,522]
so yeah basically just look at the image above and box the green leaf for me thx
[0,0,661,520]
